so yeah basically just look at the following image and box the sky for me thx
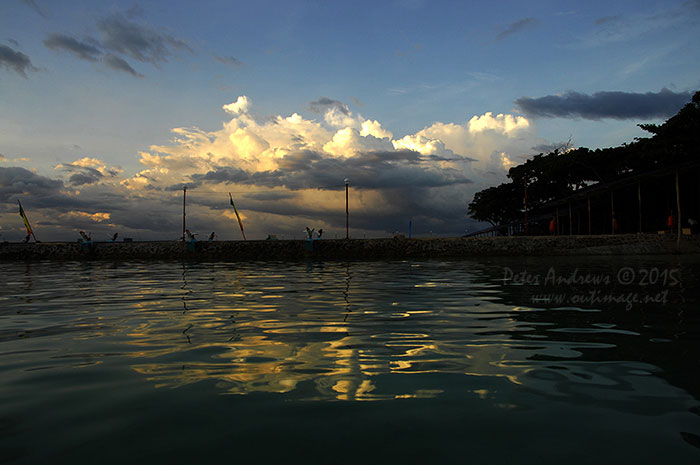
[1,0,699,241]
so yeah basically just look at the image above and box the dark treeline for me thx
[468,91,700,235]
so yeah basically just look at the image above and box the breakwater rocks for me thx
[1,234,698,261]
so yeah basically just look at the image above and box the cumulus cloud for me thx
[223,96,250,115]
[56,157,122,186]
[0,96,544,240]
[515,88,692,120]
[0,166,65,203]
[0,44,38,77]
[43,34,102,61]
[496,17,539,41]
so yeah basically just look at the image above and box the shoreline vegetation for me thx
[1,234,698,261]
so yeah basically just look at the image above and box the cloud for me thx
[223,96,250,115]
[0,96,544,239]
[43,33,102,61]
[20,0,46,17]
[214,54,243,68]
[0,167,65,202]
[496,17,539,41]
[97,12,192,65]
[41,11,192,78]
[0,44,38,77]
[515,88,692,120]
[103,53,143,77]
[56,157,122,186]
[309,97,351,115]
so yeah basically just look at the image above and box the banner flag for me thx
[18,200,37,241]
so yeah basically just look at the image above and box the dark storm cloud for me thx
[214,54,243,68]
[244,191,295,201]
[191,150,471,192]
[0,44,38,77]
[496,17,539,41]
[515,88,693,120]
[103,53,143,77]
[190,167,249,184]
[68,173,100,186]
[309,97,351,115]
[57,162,123,186]
[97,12,192,65]
[0,167,64,201]
[43,33,102,61]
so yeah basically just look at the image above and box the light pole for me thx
[182,185,187,241]
[344,178,349,240]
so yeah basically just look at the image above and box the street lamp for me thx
[344,179,349,240]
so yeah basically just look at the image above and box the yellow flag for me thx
[18,200,33,235]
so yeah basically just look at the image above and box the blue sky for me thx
[1,0,699,240]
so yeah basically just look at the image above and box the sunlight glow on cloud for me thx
[1,95,542,240]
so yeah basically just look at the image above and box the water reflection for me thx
[2,258,700,406]
[60,258,688,410]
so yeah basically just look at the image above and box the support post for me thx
[611,190,615,234]
[676,170,681,251]
[568,201,573,235]
[638,182,642,233]
[182,186,187,241]
[524,180,528,235]
[588,196,592,235]
[345,179,349,240]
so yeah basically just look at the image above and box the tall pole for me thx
[638,182,642,233]
[524,179,528,235]
[611,190,615,234]
[345,179,349,240]
[182,186,187,241]
[676,170,681,251]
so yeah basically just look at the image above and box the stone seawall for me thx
[1,234,698,261]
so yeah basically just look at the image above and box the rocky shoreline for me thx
[1,234,698,261]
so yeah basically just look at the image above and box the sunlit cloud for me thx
[1,95,543,240]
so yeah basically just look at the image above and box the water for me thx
[2,257,700,464]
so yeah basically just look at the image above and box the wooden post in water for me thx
[568,201,573,235]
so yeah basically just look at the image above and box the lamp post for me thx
[182,186,187,241]
[344,179,349,240]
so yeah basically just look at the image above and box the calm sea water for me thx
[1,257,700,464]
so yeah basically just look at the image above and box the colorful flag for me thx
[18,200,36,241]
[229,193,247,241]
